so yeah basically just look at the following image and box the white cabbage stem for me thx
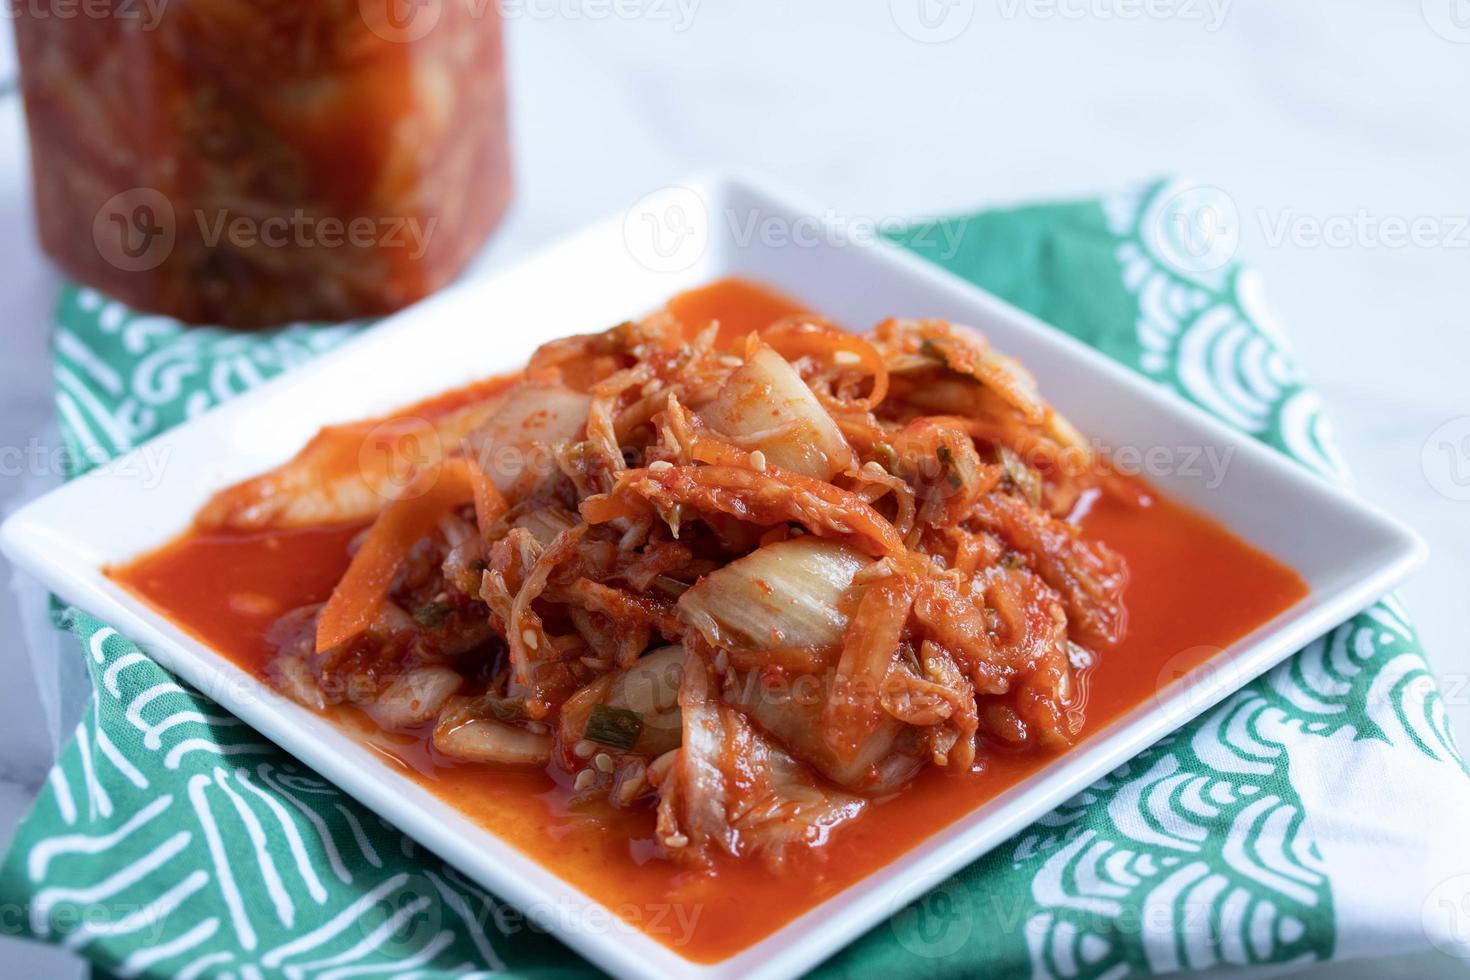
[367,666,463,730]
[466,382,592,494]
[701,343,853,480]
[434,715,553,765]
[678,537,869,654]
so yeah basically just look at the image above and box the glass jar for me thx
[14,0,512,327]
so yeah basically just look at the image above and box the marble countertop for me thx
[1,3,1467,976]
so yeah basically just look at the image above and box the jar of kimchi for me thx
[13,1,512,327]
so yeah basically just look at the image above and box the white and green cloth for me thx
[6,180,1469,979]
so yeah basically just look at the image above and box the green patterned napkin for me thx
[6,179,1469,979]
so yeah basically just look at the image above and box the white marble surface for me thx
[2,2,1469,976]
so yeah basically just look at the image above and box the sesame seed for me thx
[749,450,767,472]
[719,355,744,368]
[593,752,614,773]
[648,749,677,783]
[574,769,596,791]
[664,832,689,849]
[614,770,646,807]
[853,560,895,584]
[833,350,861,366]
[648,459,674,473]
[522,629,539,651]
[573,739,596,759]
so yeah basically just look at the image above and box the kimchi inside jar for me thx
[14,0,512,327]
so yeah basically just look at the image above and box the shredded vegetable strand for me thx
[315,458,476,652]
[507,525,586,694]
[588,464,906,557]
[823,579,913,760]
[761,316,890,411]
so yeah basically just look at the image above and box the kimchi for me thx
[202,291,1129,869]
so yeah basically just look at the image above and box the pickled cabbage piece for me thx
[433,699,553,765]
[724,668,925,794]
[465,382,592,494]
[198,398,500,531]
[655,658,865,867]
[677,538,869,656]
[366,666,463,730]
[604,645,684,757]
[701,343,854,480]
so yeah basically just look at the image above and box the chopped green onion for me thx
[935,444,962,488]
[873,442,900,474]
[413,602,454,628]
[585,704,643,751]
[487,698,524,723]
[997,445,1043,507]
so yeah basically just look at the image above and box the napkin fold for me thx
[5,179,1468,979]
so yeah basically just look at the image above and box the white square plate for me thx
[1,176,1426,980]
